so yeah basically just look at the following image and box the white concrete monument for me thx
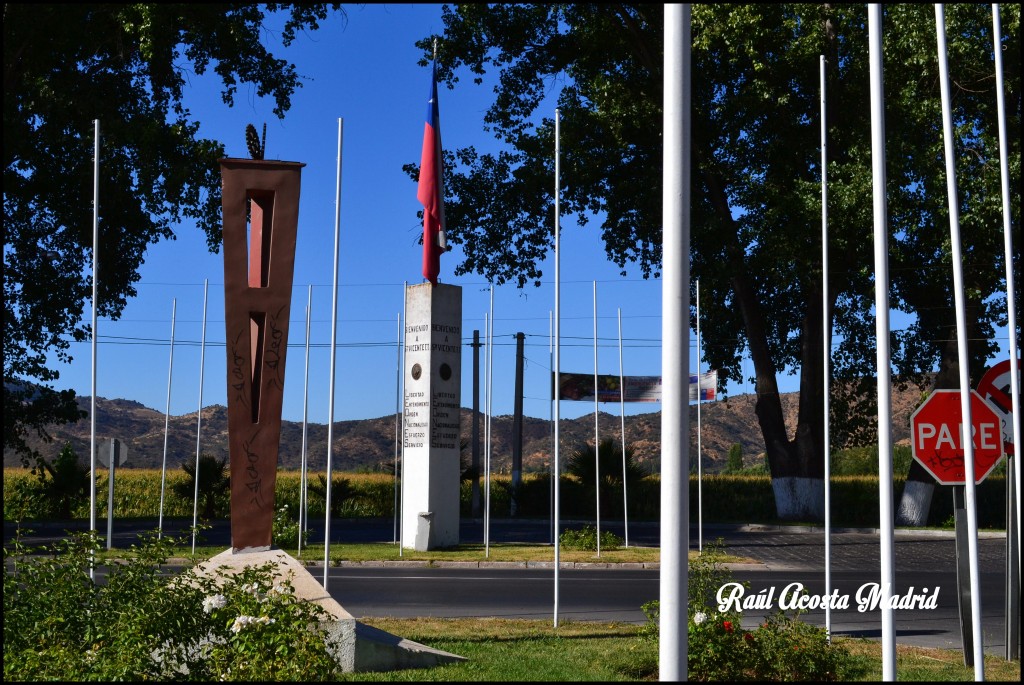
[403,282,462,550]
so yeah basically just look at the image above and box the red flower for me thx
[723,621,733,633]
[743,632,753,643]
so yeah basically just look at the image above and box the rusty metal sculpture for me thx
[220,157,304,551]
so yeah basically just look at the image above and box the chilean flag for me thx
[418,60,446,284]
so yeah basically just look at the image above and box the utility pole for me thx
[471,329,482,518]
[511,332,525,516]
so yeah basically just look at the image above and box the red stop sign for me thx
[910,389,1005,485]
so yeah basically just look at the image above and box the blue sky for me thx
[45,4,1013,426]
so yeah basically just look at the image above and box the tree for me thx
[34,442,90,520]
[725,443,743,474]
[3,4,343,463]
[412,4,1020,519]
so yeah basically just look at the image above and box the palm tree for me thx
[173,454,230,520]
[307,474,357,517]
[566,438,647,518]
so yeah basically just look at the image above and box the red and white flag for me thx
[689,370,718,401]
[418,59,446,284]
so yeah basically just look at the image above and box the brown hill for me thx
[5,381,928,475]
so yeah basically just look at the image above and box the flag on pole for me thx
[688,370,718,401]
[418,59,446,284]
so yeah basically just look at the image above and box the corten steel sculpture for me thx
[220,157,304,551]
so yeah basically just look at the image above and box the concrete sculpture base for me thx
[188,548,466,673]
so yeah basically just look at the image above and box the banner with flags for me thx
[689,370,718,401]
[554,373,662,403]
[553,371,718,403]
[417,59,446,284]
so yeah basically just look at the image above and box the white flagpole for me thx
[298,285,312,555]
[553,109,563,627]
[90,119,100,580]
[486,287,495,557]
[399,281,408,556]
[550,309,555,545]
[661,5,691,679]
[821,53,833,641]
[618,307,628,548]
[191,279,208,556]
[868,6,896,679]
[593,280,601,557]
[483,310,489,550]
[324,118,344,588]
[935,6,984,677]
[393,311,401,545]
[697,278,703,554]
[158,298,177,539]
[992,2,1022,586]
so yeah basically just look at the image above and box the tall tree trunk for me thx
[707,167,825,520]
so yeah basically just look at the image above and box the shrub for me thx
[637,539,859,681]
[188,562,343,681]
[560,524,623,551]
[271,505,308,549]
[3,527,344,681]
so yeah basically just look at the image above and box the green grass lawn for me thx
[331,617,1021,682]
[138,540,757,566]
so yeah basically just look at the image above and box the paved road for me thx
[5,516,1019,658]
[3,515,1010,575]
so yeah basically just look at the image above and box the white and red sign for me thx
[976,358,1020,450]
[910,389,1004,485]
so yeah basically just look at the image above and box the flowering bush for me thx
[189,562,342,681]
[638,539,856,681]
[3,527,344,681]
[272,504,308,549]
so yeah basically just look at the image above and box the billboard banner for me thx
[553,370,717,403]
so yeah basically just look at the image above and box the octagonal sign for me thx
[910,389,1005,485]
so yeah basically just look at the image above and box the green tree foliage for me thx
[173,453,230,520]
[412,4,1020,518]
[726,443,744,474]
[3,4,343,463]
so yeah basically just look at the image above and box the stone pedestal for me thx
[402,283,462,550]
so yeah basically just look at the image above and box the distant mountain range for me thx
[5,384,925,475]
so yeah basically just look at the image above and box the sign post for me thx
[911,389,1004,666]
[977,358,1021,661]
[99,438,128,550]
